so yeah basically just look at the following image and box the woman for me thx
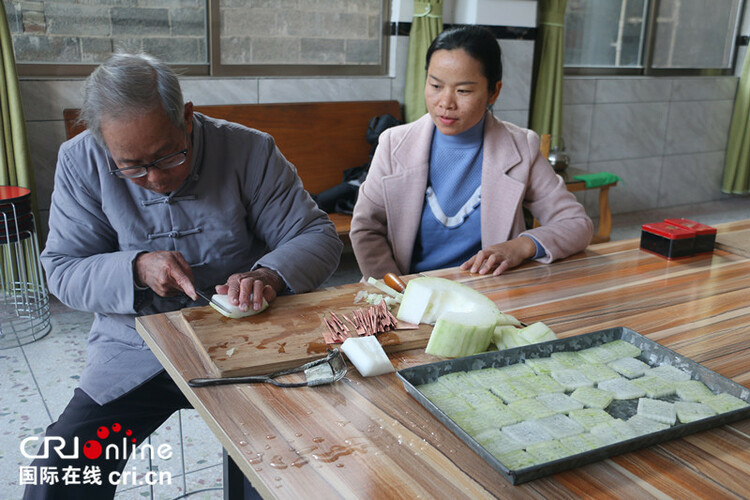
[350,25,593,280]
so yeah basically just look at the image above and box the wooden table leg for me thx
[223,449,262,500]
[592,185,613,244]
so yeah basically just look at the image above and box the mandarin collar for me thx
[432,115,486,147]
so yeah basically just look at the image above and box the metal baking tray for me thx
[396,327,750,485]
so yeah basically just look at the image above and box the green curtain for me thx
[722,48,750,194]
[529,0,567,149]
[0,2,35,196]
[404,0,443,123]
[0,3,39,295]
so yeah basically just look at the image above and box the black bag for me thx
[313,113,402,214]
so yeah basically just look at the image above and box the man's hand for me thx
[460,236,537,276]
[215,267,285,312]
[134,251,197,300]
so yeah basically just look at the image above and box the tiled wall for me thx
[562,76,737,218]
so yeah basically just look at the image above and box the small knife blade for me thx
[195,289,234,316]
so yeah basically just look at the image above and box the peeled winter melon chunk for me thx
[494,322,558,350]
[396,279,435,325]
[398,277,505,358]
[493,325,526,349]
[397,277,504,324]
[210,294,269,319]
[519,322,557,344]
[425,309,495,357]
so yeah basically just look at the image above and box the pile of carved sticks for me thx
[321,300,398,344]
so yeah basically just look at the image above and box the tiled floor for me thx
[1,196,748,499]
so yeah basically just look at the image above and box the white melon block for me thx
[340,336,395,377]
[396,279,434,324]
[637,397,676,425]
[211,294,269,318]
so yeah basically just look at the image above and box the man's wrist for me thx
[133,252,148,290]
[257,267,286,293]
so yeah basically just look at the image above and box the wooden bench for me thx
[63,100,404,243]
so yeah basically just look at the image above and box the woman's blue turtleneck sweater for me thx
[409,116,545,273]
[410,118,485,273]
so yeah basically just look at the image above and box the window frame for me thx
[15,0,390,78]
[564,0,745,77]
[207,0,389,77]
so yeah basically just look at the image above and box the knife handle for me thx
[384,272,406,293]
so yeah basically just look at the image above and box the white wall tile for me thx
[390,35,409,104]
[658,151,726,207]
[670,77,738,101]
[496,40,533,111]
[257,77,391,103]
[588,102,669,161]
[563,78,596,105]
[586,157,663,214]
[595,78,672,103]
[392,0,413,22]
[562,104,593,164]
[182,78,259,105]
[496,109,529,128]
[20,80,84,121]
[454,0,537,27]
[664,100,733,155]
[27,121,68,212]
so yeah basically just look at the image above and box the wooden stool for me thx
[561,169,617,243]
[0,186,51,349]
[531,167,618,243]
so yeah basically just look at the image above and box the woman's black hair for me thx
[425,25,502,91]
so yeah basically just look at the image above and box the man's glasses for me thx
[107,139,188,179]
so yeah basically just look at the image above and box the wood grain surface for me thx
[135,219,750,499]
[177,286,433,378]
[715,228,750,257]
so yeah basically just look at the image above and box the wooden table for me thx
[135,220,750,499]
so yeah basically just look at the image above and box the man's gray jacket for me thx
[41,112,343,404]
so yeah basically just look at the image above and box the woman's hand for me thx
[215,267,286,312]
[460,236,537,276]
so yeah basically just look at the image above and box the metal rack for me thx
[0,186,50,349]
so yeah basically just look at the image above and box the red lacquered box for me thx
[664,218,716,254]
[640,222,695,259]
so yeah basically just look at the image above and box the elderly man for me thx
[24,53,342,499]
